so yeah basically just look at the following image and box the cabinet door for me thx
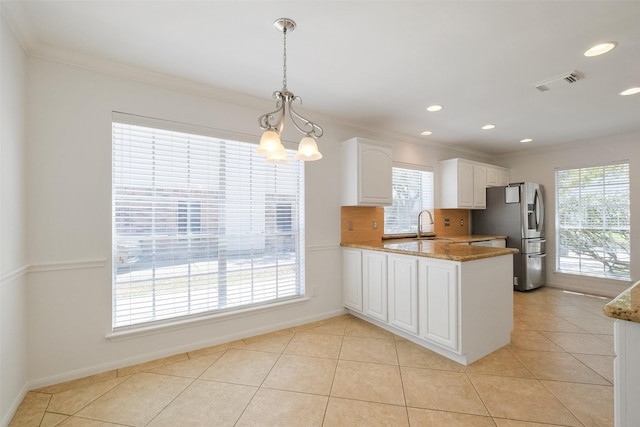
[457,161,474,208]
[343,248,363,312]
[473,164,487,208]
[486,166,499,186]
[418,259,459,351]
[498,168,510,186]
[359,143,393,205]
[363,250,388,321]
[387,255,418,334]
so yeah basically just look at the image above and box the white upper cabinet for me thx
[473,164,487,209]
[498,168,510,186]
[438,158,509,209]
[341,137,393,206]
[487,165,510,187]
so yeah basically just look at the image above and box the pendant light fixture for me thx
[257,18,323,164]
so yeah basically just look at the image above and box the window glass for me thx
[112,119,305,329]
[384,167,434,235]
[556,163,630,280]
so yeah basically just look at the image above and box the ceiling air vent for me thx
[532,70,583,92]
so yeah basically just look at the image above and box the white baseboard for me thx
[2,382,30,427]
[26,308,347,390]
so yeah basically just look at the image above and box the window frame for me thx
[554,161,630,281]
[111,113,306,332]
[383,163,434,237]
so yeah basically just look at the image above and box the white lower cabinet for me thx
[613,319,640,427]
[362,250,388,322]
[343,247,513,365]
[418,259,459,351]
[343,248,363,312]
[387,254,418,334]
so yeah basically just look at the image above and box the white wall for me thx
[502,132,640,298]
[0,13,29,426]
[23,56,481,388]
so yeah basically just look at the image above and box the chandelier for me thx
[257,18,323,164]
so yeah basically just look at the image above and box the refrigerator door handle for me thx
[534,188,544,233]
[528,253,547,258]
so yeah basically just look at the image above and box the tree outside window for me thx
[556,163,630,280]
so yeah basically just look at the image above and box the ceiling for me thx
[3,1,640,155]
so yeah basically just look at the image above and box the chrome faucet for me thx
[417,209,434,238]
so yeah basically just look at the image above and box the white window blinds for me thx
[112,117,305,330]
[556,162,630,280]
[384,167,434,235]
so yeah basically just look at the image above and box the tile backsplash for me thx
[434,209,471,237]
[340,207,470,243]
[340,206,384,244]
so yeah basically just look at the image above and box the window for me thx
[384,166,434,235]
[112,115,305,330]
[556,162,630,280]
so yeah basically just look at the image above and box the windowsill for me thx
[553,270,631,284]
[106,297,310,342]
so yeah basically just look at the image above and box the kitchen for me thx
[2,1,640,426]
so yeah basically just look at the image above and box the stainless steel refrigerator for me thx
[472,182,546,291]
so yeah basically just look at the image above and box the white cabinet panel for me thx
[418,259,459,351]
[498,168,510,186]
[363,250,388,321]
[473,164,487,209]
[440,158,473,208]
[486,166,500,186]
[614,319,640,427]
[438,158,510,209]
[343,248,363,312]
[341,137,393,206]
[387,254,418,334]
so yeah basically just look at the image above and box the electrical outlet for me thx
[444,218,450,227]
[460,218,464,226]
[373,220,378,230]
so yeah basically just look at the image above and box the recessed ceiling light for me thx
[584,42,617,57]
[520,138,533,143]
[420,131,433,136]
[426,105,443,112]
[481,124,496,130]
[620,87,640,96]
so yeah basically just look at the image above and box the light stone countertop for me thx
[341,235,518,262]
[604,281,640,323]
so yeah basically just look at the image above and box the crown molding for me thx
[1,0,37,54]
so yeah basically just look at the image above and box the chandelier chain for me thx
[282,27,288,90]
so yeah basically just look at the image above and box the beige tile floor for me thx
[10,287,615,426]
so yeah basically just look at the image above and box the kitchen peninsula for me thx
[604,281,640,427]
[342,236,518,365]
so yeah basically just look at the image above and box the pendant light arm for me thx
[287,95,324,138]
[258,91,286,133]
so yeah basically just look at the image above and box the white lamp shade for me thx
[294,136,323,161]
[256,130,282,155]
[265,143,290,164]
